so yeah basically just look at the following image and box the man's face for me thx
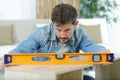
[53,22,78,44]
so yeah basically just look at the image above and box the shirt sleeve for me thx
[79,29,106,52]
[9,28,42,53]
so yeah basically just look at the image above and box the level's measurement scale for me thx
[4,53,114,65]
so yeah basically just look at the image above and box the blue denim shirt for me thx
[9,24,106,53]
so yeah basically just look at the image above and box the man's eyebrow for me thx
[55,28,61,30]
[65,29,70,31]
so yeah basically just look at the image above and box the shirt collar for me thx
[49,24,57,41]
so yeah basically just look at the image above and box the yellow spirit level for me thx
[4,52,114,65]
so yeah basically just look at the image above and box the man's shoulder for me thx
[75,26,84,35]
[36,24,53,34]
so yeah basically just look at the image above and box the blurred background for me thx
[0,0,120,79]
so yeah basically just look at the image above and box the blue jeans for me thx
[84,75,95,80]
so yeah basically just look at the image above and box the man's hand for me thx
[0,57,5,70]
[102,49,111,52]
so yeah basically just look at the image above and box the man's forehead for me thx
[54,25,72,30]
[53,22,72,26]
[54,23,62,27]
[54,23,72,27]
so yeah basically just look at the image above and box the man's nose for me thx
[60,31,66,38]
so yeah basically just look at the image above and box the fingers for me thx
[101,49,111,53]
[0,63,4,70]
[0,57,5,70]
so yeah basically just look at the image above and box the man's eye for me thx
[65,29,70,32]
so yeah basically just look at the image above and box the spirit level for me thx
[4,52,114,65]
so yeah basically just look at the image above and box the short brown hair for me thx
[51,3,77,25]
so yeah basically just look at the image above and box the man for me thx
[0,3,108,80]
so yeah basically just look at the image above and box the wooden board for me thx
[96,58,120,80]
[5,65,92,80]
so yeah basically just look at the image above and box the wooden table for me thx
[96,53,120,80]
[5,65,92,80]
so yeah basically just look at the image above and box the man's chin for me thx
[59,40,68,44]
[60,42,66,44]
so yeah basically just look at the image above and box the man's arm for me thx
[9,28,42,53]
[79,30,107,52]
[0,28,44,69]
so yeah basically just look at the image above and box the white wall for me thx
[107,0,120,52]
[0,0,36,20]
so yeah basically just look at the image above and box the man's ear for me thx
[74,21,79,27]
